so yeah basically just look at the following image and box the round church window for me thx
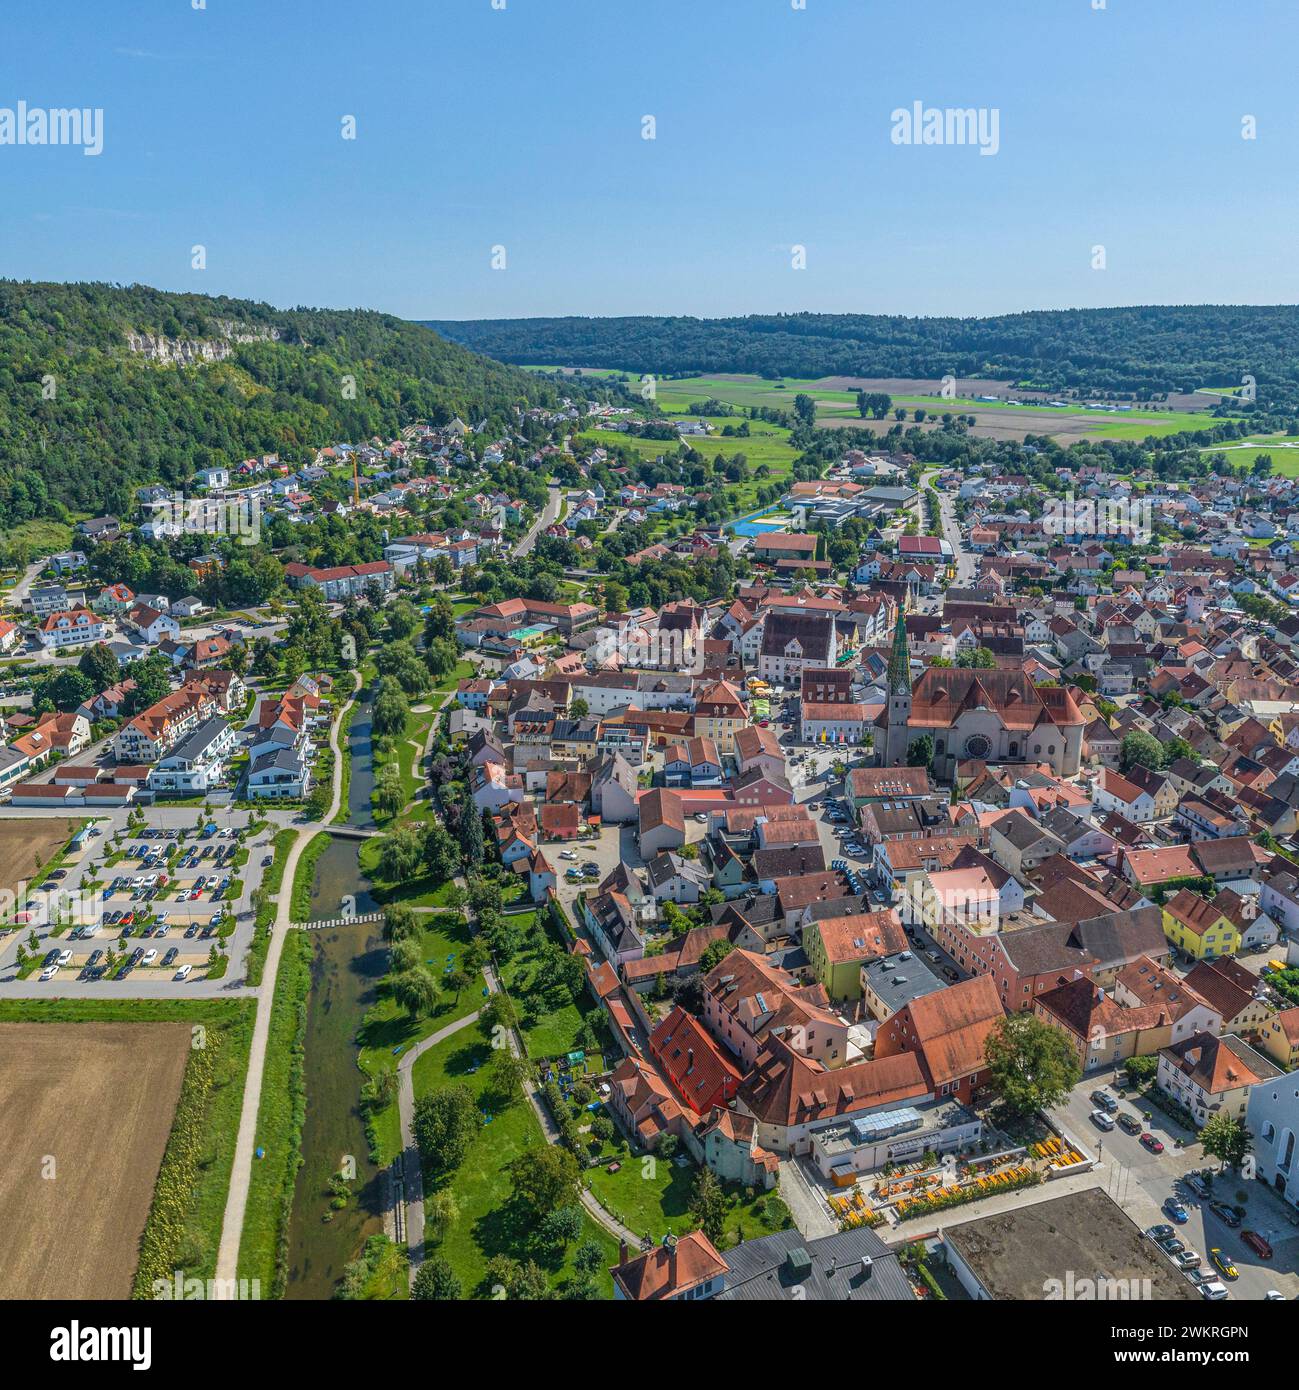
[963,733,992,760]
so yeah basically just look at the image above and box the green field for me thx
[358,911,486,1165]
[542,365,1244,444]
[574,418,801,519]
[1199,435,1299,475]
[237,928,311,1296]
[411,1026,618,1298]
[0,517,77,556]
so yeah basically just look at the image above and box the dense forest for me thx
[0,281,564,527]
[425,305,1299,403]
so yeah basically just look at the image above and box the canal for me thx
[284,682,391,1299]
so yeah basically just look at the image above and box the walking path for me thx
[212,670,360,1293]
[397,1007,481,1282]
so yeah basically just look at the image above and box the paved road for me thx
[212,669,360,1294]
[1051,1073,1299,1303]
[514,483,562,557]
[397,1006,481,1280]
[936,484,976,586]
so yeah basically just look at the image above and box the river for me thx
[283,683,390,1299]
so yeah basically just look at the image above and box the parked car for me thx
[1140,1132,1165,1154]
[56,949,72,967]
[1209,1200,1243,1228]
[1199,1280,1229,1301]
[1209,1249,1238,1280]
[1156,1236,1184,1256]
[1090,1089,1118,1113]
[1175,1250,1202,1271]
[1163,1198,1189,1224]
[1090,1109,1116,1131]
[162,947,179,967]
[1242,1230,1273,1259]
[175,964,193,981]
[1184,1171,1213,1199]
[1117,1112,1143,1135]
[1146,1224,1175,1242]
[38,964,59,982]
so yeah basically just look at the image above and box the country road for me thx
[514,483,562,557]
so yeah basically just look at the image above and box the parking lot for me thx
[1053,1073,1299,1302]
[0,805,286,996]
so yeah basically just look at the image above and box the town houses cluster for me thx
[437,451,1299,1300]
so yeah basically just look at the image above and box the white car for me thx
[174,964,193,981]
[56,949,72,967]
[1090,1109,1116,1131]
[559,851,578,861]
[141,948,158,965]
[39,964,59,981]
[1199,1280,1229,1301]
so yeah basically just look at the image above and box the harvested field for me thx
[0,817,80,899]
[0,1021,191,1299]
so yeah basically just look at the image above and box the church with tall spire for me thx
[882,613,913,765]
[877,609,1086,778]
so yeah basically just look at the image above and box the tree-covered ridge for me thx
[0,281,564,527]
[425,304,1299,401]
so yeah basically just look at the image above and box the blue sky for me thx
[2,0,1297,321]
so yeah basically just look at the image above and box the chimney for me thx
[861,1255,874,1280]
[687,1048,695,1075]
[618,1238,628,1266]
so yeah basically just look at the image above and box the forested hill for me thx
[0,281,562,528]
[424,305,1299,401]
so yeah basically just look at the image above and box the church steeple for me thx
[887,612,911,696]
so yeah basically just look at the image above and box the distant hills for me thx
[0,281,559,530]
[424,305,1299,403]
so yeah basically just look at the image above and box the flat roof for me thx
[942,1186,1198,1301]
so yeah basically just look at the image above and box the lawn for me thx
[246,827,295,986]
[0,998,254,1290]
[289,831,330,921]
[410,1027,618,1298]
[497,910,600,1060]
[357,912,487,1165]
[574,420,801,521]
[0,517,76,556]
[584,1141,784,1249]
[237,928,311,1296]
[371,702,436,826]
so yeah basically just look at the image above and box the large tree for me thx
[1200,1112,1252,1172]
[1119,729,1165,774]
[413,1084,479,1175]
[505,1145,581,1215]
[983,1011,1081,1116]
[411,1254,461,1300]
[77,641,121,694]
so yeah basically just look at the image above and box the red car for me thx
[1139,1132,1164,1154]
[1242,1230,1273,1259]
